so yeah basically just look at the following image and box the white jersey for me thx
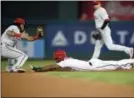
[57,58,92,71]
[1,25,21,47]
[57,58,134,71]
[94,7,109,29]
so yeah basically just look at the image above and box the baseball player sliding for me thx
[30,50,134,72]
[92,1,133,59]
[1,18,44,72]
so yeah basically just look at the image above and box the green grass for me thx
[48,72,134,85]
[1,60,134,86]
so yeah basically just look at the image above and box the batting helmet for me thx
[54,50,67,61]
[14,18,25,25]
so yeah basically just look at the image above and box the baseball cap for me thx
[92,1,101,5]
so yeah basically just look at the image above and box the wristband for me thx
[33,34,39,40]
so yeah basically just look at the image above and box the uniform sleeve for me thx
[100,8,109,20]
[7,26,20,33]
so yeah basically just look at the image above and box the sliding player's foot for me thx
[5,66,12,72]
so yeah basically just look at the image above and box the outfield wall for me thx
[2,21,134,60]
[45,21,134,60]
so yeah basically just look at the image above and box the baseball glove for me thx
[92,29,102,40]
[36,26,44,38]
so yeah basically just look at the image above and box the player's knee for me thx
[24,54,28,60]
[106,44,115,50]
[20,53,28,60]
[98,45,103,50]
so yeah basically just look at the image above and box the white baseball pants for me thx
[89,58,134,71]
[1,43,28,71]
[92,27,130,59]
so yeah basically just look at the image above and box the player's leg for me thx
[6,45,17,71]
[5,45,17,72]
[102,28,133,58]
[90,64,118,71]
[116,59,134,69]
[90,59,118,70]
[6,59,16,72]
[101,59,134,70]
[117,59,134,64]
[11,54,28,72]
[91,40,104,59]
[1,44,28,72]
[92,59,134,70]
[88,59,115,71]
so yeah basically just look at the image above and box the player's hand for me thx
[36,26,44,38]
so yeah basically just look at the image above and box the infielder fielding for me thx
[30,50,134,72]
[1,18,44,72]
[92,1,133,59]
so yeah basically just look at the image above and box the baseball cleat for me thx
[10,68,26,73]
[130,48,133,59]
[5,66,12,72]
[16,68,26,73]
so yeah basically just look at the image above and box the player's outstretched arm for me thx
[7,30,29,39]
[21,32,42,41]
[22,26,44,41]
[31,64,72,72]
[23,33,38,41]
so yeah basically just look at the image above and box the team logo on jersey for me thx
[52,31,69,47]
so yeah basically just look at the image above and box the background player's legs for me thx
[92,40,104,59]
[1,44,28,72]
[102,29,131,56]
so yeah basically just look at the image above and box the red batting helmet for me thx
[92,1,101,5]
[54,50,67,61]
[14,18,25,25]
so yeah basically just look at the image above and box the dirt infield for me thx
[2,72,134,97]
